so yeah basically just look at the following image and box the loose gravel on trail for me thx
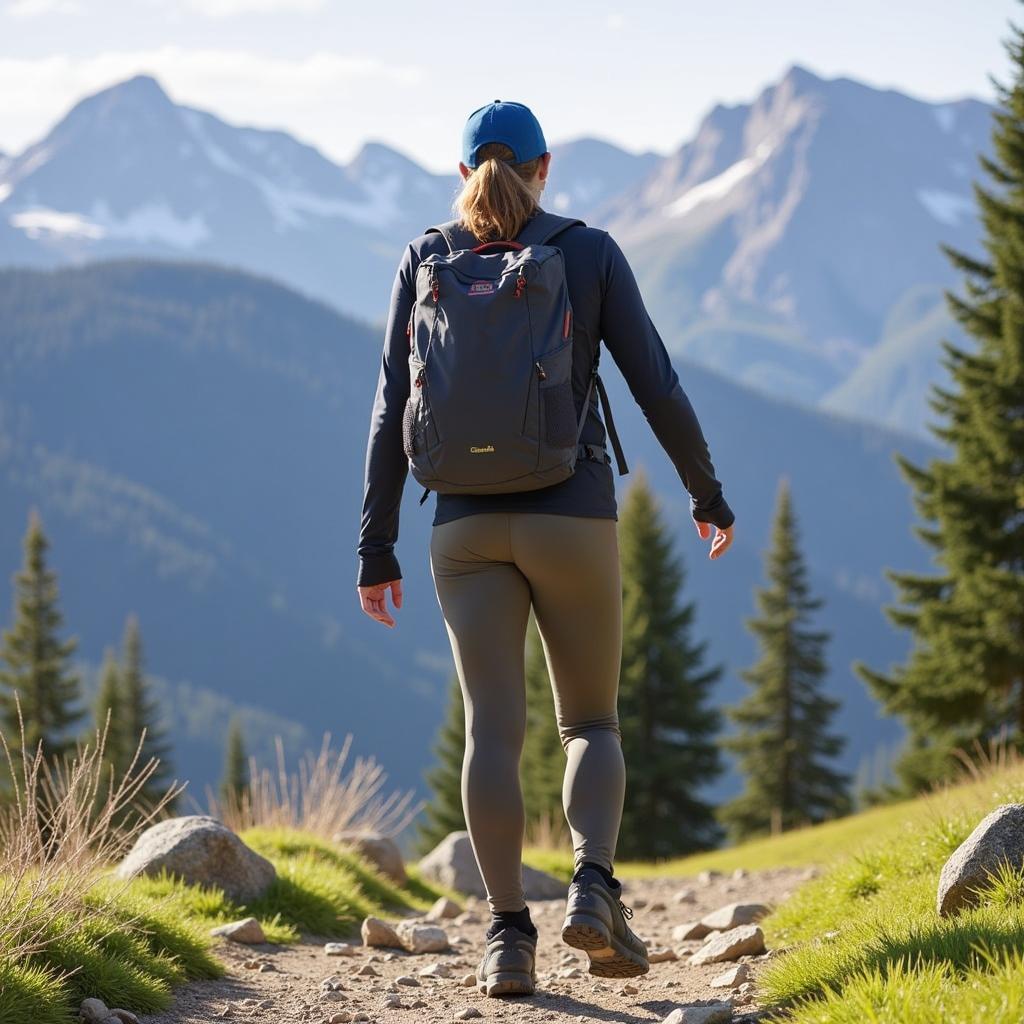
[139,867,813,1024]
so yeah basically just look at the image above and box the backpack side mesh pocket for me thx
[542,379,577,448]
[402,395,418,458]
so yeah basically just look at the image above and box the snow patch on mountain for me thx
[10,202,211,247]
[179,107,399,231]
[257,174,401,231]
[10,208,105,240]
[665,140,774,218]
[917,188,975,226]
[180,109,243,175]
[14,145,53,178]
[94,201,211,247]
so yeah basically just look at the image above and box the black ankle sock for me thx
[487,906,536,938]
[575,860,619,888]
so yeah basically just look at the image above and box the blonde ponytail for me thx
[455,142,541,243]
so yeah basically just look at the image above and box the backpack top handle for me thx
[471,240,526,254]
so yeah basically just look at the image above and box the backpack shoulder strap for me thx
[424,219,476,255]
[516,211,586,247]
[425,212,586,253]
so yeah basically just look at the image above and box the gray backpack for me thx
[403,210,628,505]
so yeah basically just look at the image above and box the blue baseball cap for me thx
[461,100,548,168]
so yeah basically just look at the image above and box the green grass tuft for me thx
[0,960,70,1024]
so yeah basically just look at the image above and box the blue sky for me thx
[2,0,1018,172]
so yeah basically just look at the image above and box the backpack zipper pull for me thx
[514,273,527,299]
[414,366,425,388]
[535,361,546,381]
[430,269,439,302]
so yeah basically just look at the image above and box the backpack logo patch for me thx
[468,280,495,296]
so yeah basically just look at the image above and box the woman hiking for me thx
[356,100,735,997]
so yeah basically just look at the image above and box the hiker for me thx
[356,100,735,997]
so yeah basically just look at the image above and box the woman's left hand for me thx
[358,579,403,628]
[693,518,734,561]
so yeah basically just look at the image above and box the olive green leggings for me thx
[429,511,625,914]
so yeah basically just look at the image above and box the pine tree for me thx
[855,23,1024,794]
[94,646,129,782]
[220,716,250,806]
[720,479,850,841]
[520,611,566,832]
[0,510,83,762]
[118,615,174,806]
[616,470,724,859]
[415,673,467,853]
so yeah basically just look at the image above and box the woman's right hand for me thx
[357,579,403,628]
[693,518,734,561]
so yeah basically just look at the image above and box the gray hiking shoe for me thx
[560,866,649,978]
[476,925,537,996]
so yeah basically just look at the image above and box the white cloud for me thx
[605,12,625,30]
[178,0,325,16]
[0,49,422,163]
[6,0,81,17]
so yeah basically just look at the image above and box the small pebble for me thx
[649,947,678,963]
[420,962,452,978]
[325,942,358,957]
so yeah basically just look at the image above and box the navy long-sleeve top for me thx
[357,213,735,588]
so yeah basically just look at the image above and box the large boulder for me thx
[416,831,564,900]
[335,830,406,884]
[938,803,1024,917]
[115,815,276,904]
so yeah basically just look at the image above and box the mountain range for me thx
[0,260,937,803]
[0,69,994,438]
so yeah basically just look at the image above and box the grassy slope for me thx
[757,763,1024,1022]
[527,763,1024,1023]
[524,790,940,882]
[1,827,448,1024]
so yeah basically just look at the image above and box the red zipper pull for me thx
[514,274,526,299]
[414,367,425,388]
[431,271,439,302]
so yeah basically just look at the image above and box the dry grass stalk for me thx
[949,728,1022,785]
[524,807,570,851]
[207,732,422,841]
[0,700,184,964]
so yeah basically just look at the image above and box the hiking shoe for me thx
[476,925,537,996]
[560,867,649,978]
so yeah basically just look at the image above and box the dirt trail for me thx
[141,867,812,1023]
